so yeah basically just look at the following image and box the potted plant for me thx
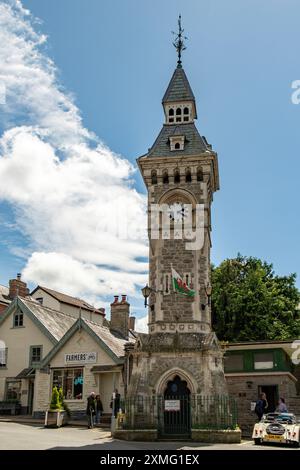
[44,386,68,428]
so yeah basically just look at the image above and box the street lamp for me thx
[141,284,153,307]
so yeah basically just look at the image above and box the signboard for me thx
[164,399,180,411]
[64,352,97,364]
[251,402,257,412]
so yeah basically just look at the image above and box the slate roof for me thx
[147,123,208,158]
[162,67,195,104]
[0,285,10,306]
[19,298,128,359]
[84,319,128,358]
[20,297,76,342]
[31,285,104,315]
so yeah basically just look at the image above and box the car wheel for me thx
[254,438,262,445]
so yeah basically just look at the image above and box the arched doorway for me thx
[162,375,191,436]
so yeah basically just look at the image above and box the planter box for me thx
[44,410,68,428]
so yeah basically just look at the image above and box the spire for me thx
[162,67,196,106]
[172,15,187,68]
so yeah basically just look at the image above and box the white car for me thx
[252,412,300,447]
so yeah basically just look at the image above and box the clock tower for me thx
[124,18,229,437]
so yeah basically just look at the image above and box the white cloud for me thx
[135,314,149,333]
[0,1,148,309]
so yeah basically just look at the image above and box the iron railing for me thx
[117,394,238,435]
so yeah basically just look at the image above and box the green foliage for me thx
[212,254,300,341]
[58,387,71,418]
[49,386,63,411]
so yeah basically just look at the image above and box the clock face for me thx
[167,202,189,222]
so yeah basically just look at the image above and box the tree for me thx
[211,254,300,341]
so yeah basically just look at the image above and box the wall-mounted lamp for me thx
[141,284,157,308]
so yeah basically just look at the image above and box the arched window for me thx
[174,142,180,150]
[176,107,182,123]
[183,107,189,122]
[151,170,157,185]
[163,171,169,184]
[168,108,174,123]
[197,168,203,182]
[185,169,192,183]
[174,170,180,183]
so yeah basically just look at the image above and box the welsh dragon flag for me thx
[171,267,195,297]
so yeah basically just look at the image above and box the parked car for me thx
[252,412,300,447]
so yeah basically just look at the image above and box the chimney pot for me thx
[113,295,119,304]
[121,294,127,303]
[17,273,21,280]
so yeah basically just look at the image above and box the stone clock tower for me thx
[124,20,229,436]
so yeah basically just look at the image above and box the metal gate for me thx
[158,394,191,437]
[157,375,192,437]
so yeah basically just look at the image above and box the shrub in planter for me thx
[45,386,67,428]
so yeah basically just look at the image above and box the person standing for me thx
[110,388,121,418]
[277,397,288,413]
[95,394,103,424]
[254,392,268,421]
[86,392,96,429]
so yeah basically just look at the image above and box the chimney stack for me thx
[110,294,130,338]
[128,316,136,331]
[9,274,29,299]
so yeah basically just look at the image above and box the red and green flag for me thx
[171,267,195,297]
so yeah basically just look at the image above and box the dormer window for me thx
[170,136,185,151]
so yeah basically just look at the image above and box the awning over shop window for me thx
[15,367,35,379]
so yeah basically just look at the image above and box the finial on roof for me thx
[172,14,187,68]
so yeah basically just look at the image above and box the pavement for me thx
[0,421,299,450]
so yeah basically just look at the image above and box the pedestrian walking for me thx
[94,394,103,424]
[254,392,268,421]
[86,392,96,429]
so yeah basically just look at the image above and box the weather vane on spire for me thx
[172,15,187,68]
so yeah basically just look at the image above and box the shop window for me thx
[224,354,244,372]
[254,352,274,370]
[52,368,84,400]
[6,380,21,400]
[29,345,42,366]
[13,311,23,328]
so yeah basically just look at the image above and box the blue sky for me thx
[1,0,300,324]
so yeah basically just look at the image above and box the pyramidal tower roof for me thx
[162,66,196,105]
